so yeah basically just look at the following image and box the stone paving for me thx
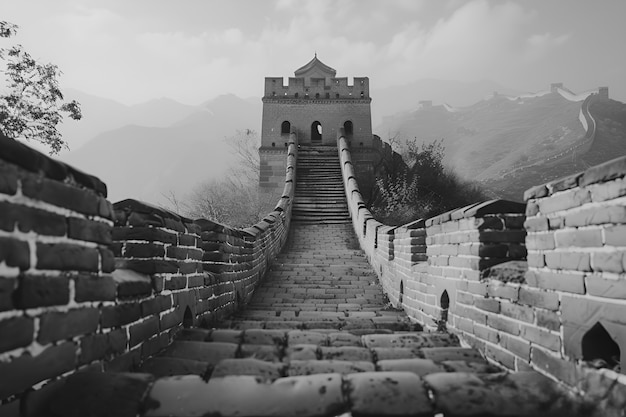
[41,146,592,416]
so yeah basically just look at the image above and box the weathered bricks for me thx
[78,329,128,365]
[74,273,116,302]
[0,134,297,404]
[0,202,67,235]
[21,176,102,216]
[0,342,78,399]
[14,275,70,308]
[521,155,626,387]
[36,243,100,272]
[101,304,142,328]
[0,316,34,353]
[38,308,100,344]
[0,236,30,270]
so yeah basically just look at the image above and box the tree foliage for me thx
[0,21,81,154]
[370,138,489,225]
[164,130,279,228]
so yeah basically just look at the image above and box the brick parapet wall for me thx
[0,134,117,400]
[521,156,626,390]
[0,133,296,404]
[339,133,626,403]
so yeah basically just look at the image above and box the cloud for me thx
[369,0,571,88]
[6,0,579,104]
[528,32,570,47]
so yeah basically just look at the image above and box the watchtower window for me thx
[344,120,353,136]
[326,93,330,99]
[272,91,276,97]
[305,93,309,99]
[315,93,320,99]
[582,322,621,370]
[360,91,364,98]
[399,281,404,304]
[294,93,299,98]
[336,93,340,98]
[360,80,364,85]
[281,121,291,135]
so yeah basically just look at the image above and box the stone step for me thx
[42,369,586,417]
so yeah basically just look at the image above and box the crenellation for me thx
[264,76,370,99]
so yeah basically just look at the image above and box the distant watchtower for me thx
[259,55,376,192]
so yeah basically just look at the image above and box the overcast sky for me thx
[3,0,625,105]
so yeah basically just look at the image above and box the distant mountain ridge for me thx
[370,78,522,126]
[60,93,262,205]
[375,84,625,201]
[55,80,623,207]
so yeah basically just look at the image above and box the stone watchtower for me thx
[259,55,379,195]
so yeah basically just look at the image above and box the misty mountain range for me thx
[54,80,625,206]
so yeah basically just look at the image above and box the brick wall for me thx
[261,99,372,147]
[0,132,297,404]
[524,157,626,384]
[339,133,626,403]
[259,132,294,194]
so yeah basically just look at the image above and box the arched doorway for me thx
[311,121,322,143]
[344,120,353,136]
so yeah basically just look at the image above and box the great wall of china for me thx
[0,58,625,415]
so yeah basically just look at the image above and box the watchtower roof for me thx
[294,54,337,78]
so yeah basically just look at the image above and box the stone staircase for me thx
[291,146,351,224]
[41,145,590,416]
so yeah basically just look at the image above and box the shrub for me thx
[370,139,488,225]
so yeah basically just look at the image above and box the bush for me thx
[163,130,280,228]
[370,139,488,225]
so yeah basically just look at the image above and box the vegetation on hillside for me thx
[164,130,279,228]
[483,97,626,200]
[369,138,488,225]
[375,94,588,201]
[0,21,80,154]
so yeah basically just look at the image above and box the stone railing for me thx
[0,131,297,404]
[338,132,626,407]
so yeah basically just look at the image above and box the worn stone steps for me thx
[39,145,590,416]
[44,328,587,416]
[292,151,350,223]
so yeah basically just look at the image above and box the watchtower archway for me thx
[344,120,353,136]
[311,121,322,143]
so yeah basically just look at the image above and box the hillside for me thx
[375,91,626,201]
[58,90,202,152]
[62,94,262,205]
[481,97,626,200]
[370,78,521,126]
